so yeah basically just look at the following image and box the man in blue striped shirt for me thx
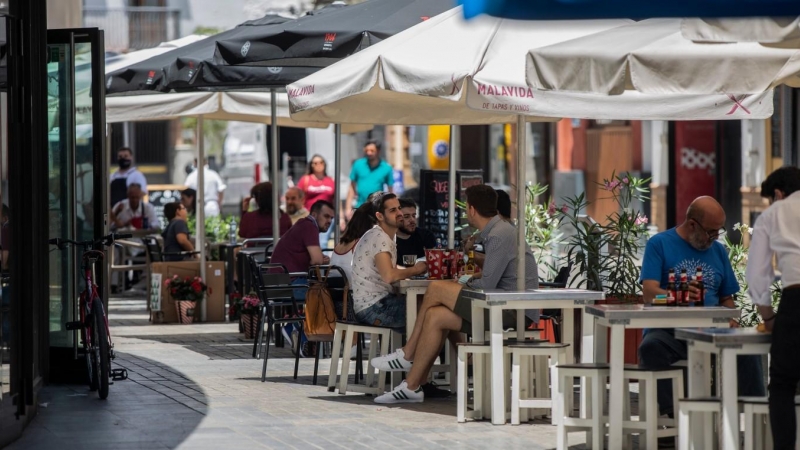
[370,184,538,404]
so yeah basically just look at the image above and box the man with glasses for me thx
[638,196,764,436]
[395,198,436,265]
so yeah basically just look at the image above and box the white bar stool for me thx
[677,397,719,450]
[622,365,684,449]
[509,342,570,425]
[327,321,400,396]
[456,342,512,422]
[555,363,610,450]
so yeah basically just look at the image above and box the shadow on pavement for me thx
[6,352,207,450]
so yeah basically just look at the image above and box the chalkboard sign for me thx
[419,170,482,248]
[146,185,185,230]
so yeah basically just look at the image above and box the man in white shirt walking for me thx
[746,166,800,450]
[184,158,226,217]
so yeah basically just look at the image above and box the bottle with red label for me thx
[664,269,676,306]
[678,268,690,306]
[695,266,705,307]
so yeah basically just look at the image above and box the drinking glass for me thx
[403,255,417,268]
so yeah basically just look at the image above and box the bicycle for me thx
[49,232,131,399]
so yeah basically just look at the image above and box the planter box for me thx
[148,261,225,323]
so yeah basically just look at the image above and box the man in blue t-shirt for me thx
[345,140,394,219]
[638,196,764,419]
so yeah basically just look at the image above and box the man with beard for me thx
[395,198,436,265]
[637,196,764,435]
[284,187,310,225]
[351,193,427,329]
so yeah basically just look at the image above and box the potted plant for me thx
[558,172,650,301]
[524,182,566,282]
[558,172,650,363]
[165,274,209,324]
[239,292,261,339]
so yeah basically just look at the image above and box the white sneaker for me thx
[370,348,413,372]
[374,380,424,404]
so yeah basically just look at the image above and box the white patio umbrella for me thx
[288,8,774,296]
[525,18,797,96]
[681,17,800,44]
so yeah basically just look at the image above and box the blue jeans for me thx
[355,294,406,330]
[638,328,765,415]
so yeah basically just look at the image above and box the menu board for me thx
[146,185,185,230]
[418,170,482,248]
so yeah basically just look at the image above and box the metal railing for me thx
[83,6,181,52]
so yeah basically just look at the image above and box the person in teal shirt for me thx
[345,140,394,219]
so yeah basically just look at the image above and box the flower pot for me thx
[175,300,197,324]
[241,313,259,339]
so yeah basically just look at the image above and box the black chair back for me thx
[246,255,293,304]
[143,236,164,262]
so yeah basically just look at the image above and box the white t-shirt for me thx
[352,226,397,313]
[185,166,227,216]
[110,168,148,193]
[111,199,158,230]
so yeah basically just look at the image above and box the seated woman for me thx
[161,202,194,261]
[239,182,291,239]
[330,202,375,284]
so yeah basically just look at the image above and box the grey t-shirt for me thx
[162,219,191,261]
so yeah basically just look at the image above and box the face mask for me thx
[118,158,132,169]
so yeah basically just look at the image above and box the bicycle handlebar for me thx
[49,232,133,249]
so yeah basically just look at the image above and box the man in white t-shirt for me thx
[184,158,226,217]
[109,183,158,232]
[351,192,427,328]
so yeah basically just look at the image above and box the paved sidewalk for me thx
[8,297,598,450]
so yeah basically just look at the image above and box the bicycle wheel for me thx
[92,299,110,399]
[82,296,98,391]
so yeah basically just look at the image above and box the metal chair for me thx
[246,255,307,382]
[142,236,199,262]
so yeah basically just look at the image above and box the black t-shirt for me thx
[395,227,437,264]
[162,219,191,261]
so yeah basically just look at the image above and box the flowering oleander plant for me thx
[165,274,209,301]
[723,223,781,327]
[524,183,566,281]
[559,172,651,300]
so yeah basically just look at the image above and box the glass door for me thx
[46,29,105,352]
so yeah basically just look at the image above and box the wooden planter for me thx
[241,313,259,339]
[174,300,197,324]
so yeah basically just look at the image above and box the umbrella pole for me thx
[516,116,527,335]
[448,125,459,250]
[334,123,342,246]
[197,115,207,322]
[271,89,280,245]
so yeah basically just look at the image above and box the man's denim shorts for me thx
[354,294,406,330]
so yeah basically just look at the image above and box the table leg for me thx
[580,308,594,364]
[471,303,485,344]
[517,311,525,341]
[562,307,575,364]
[490,307,505,425]
[687,344,712,447]
[608,324,625,449]
[405,289,417,339]
[720,349,739,450]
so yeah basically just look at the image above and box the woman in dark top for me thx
[162,202,194,261]
[239,181,291,239]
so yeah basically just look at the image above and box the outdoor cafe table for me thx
[586,305,740,449]
[675,328,771,450]
[462,288,605,425]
